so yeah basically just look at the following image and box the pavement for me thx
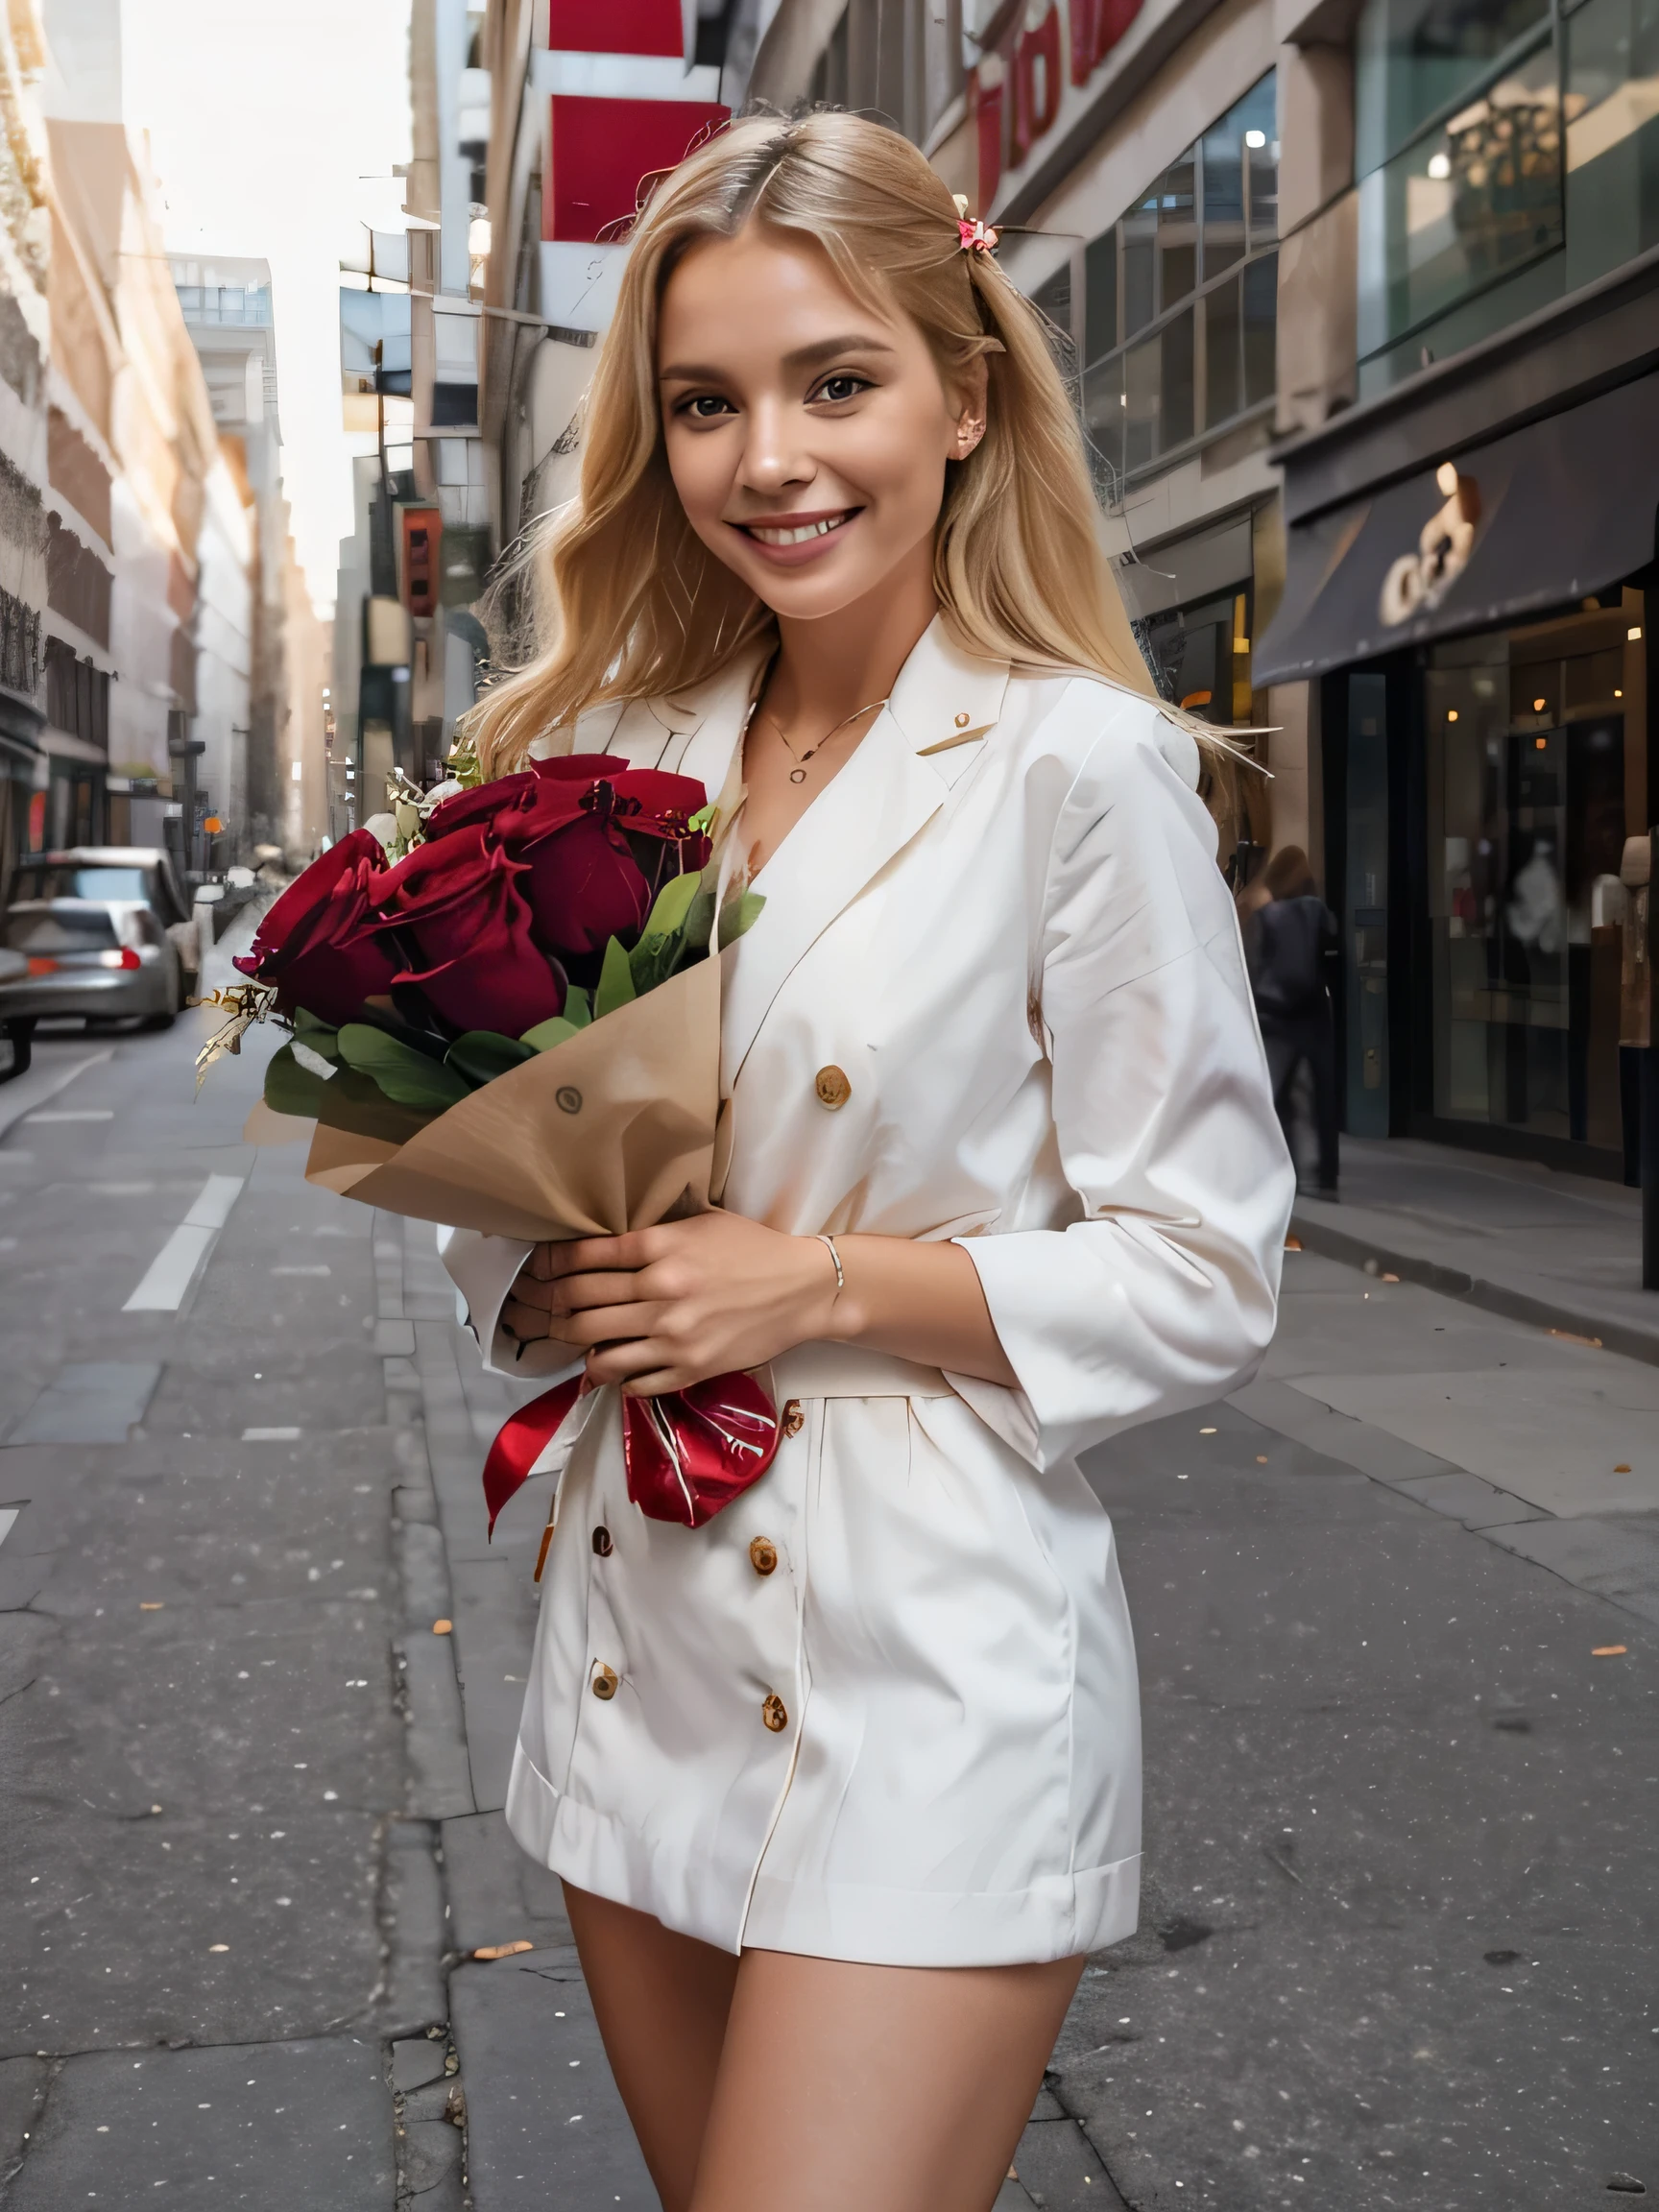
[0,945,1653,2210]
[1292,1135,1658,1365]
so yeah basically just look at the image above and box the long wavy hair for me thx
[468,109,1159,778]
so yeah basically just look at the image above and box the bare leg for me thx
[563,1881,739,2212]
[690,1948,1086,2212]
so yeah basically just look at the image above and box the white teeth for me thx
[747,515,848,546]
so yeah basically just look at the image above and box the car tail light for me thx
[27,955,57,976]
[98,948,142,971]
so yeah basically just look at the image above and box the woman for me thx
[1243,844,1339,1197]
[441,112,1291,2212]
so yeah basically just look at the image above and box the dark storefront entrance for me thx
[1262,369,1659,1181]
[1317,589,1649,1178]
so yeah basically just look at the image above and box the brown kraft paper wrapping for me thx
[272,950,722,1244]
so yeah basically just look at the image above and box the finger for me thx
[524,1241,561,1282]
[548,1230,672,1283]
[547,1303,663,1350]
[551,1267,661,1314]
[501,1297,552,1342]
[584,1338,681,1389]
[541,1235,634,1279]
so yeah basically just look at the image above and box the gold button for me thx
[781,1398,804,1437]
[749,1536,779,1576]
[762,1692,788,1731]
[591,1664,618,1700]
[591,1526,613,1557]
[814,1065,851,1110]
[954,710,971,729]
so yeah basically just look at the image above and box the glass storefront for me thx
[1352,0,1659,395]
[1425,589,1646,1153]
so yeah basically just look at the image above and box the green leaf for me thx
[337,1022,472,1110]
[264,1041,331,1118]
[687,802,716,834]
[594,935,637,1019]
[717,888,766,950]
[520,1015,582,1052]
[643,867,703,940]
[562,987,593,1031]
[445,1031,534,1087]
[679,883,717,960]
[291,1007,341,1059]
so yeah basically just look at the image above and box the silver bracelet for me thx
[815,1232,845,1296]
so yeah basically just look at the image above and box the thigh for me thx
[690,1948,1085,2212]
[1262,1024,1298,1107]
[563,1882,740,2212]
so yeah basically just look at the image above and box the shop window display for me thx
[1427,591,1645,1154]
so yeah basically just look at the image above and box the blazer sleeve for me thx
[435,1225,584,1384]
[951,698,1295,1471]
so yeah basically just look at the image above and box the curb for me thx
[1288,1209,1659,1371]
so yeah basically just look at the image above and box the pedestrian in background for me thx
[1246,844,1339,1197]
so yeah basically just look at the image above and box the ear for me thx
[950,356,991,459]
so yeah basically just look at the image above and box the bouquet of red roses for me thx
[218,753,778,1536]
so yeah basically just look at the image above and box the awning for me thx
[1255,370,1659,685]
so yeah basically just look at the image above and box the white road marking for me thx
[25,1109,113,1123]
[271,1264,330,1276]
[0,1507,18,1549]
[242,1427,301,1441]
[0,1047,114,1141]
[123,1174,248,1312]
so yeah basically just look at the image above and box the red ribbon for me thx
[482,1369,781,1537]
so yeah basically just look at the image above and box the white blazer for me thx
[442,616,1293,1967]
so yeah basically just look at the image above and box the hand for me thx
[500,1212,844,1395]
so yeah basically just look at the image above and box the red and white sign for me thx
[970,0,1146,211]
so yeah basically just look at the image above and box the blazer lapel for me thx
[721,618,1011,1088]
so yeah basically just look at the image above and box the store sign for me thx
[1379,462,1482,627]
[969,0,1145,212]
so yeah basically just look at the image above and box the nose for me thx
[739,394,815,500]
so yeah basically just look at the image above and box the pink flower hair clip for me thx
[952,194,999,254]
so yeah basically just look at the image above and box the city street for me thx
[0,951,1654,2211]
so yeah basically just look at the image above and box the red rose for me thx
[519,808,654,958]
[421,756,709,973]
[374,825,565,1037]
[234,828,401,1026]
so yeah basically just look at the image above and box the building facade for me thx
[1255,0,1658,1183]
[31,0,276,880]
[745,0,1310,878]
[0,0,50,905]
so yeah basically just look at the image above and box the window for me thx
[44,637,109,750]
[1564,0,1659,287]
[1356,0,1551,177]
[1067,72,1278,486]
[1345,0,1636,371]
[1356,33,1563,356]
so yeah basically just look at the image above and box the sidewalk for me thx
[1292,1134,1659,1362]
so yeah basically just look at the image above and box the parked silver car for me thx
[0,847,195,1033]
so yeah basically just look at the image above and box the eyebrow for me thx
[658,332,900,383]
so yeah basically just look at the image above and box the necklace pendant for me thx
[788,767,807,784]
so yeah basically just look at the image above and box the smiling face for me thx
[657,226,984,626]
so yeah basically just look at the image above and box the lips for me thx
[737,508,859,546]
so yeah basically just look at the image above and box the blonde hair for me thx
[469,109,1159,778]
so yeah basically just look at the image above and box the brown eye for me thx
[815,374,867,404]
[683,395,733,420]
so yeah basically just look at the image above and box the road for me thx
[0,978,1652,2210]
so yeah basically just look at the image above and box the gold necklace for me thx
[764,696,890,784]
